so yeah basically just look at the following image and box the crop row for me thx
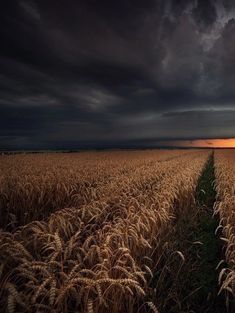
[0,151,209,312]
[0,150,192,230]
[214,150,235,307]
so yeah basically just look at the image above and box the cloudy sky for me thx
[1,0,235,149]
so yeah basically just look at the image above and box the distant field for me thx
[0,150,234,312]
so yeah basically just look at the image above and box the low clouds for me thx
[1,0,235,149]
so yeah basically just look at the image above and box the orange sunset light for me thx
[169,138,235,148]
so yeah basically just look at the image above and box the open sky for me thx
[1,0,235,150]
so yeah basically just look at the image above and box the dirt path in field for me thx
[150,152,227,313]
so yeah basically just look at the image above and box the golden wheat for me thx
[214,150,235,305]
[0,150,210,312]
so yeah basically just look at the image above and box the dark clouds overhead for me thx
[1,0,235,149]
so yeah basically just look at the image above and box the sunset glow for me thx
[168,139,235,148]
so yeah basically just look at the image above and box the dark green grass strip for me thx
[187,152,224,312]
[149,153,226,313]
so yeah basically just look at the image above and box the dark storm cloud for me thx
[1,0,235,149]
[192,0,217,29]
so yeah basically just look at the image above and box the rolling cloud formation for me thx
[1,0,235,149]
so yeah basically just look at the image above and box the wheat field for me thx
[214,151,235,304]
[0,150,234,312]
